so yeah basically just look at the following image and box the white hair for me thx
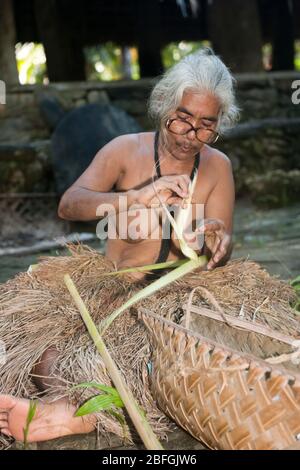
[148,47,239,134]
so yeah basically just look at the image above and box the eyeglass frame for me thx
[166,118,220,144]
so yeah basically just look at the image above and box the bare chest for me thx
[116,153,214,208]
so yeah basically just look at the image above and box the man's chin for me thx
[178,148,198,159]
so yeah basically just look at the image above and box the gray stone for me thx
[245,169,300,208]
[51,103,142,194]
[75,98,87,108]
[113,99,146,115]
[87,90,110,105]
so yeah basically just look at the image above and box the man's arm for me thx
[58,133,192,223]
[199,152,235,268]
[58,135,138,221]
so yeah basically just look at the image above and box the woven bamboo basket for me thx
[139,295,300,450]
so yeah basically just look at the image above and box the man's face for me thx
[165,90,221,160]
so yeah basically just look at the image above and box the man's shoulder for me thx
[107,132,152,152]
[107,132,155,170]
[202,144,232,170]
[95,132,150,167]
[105,132,139,152]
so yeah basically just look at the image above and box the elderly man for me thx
[58,48,237,274]
[0,48,238,442]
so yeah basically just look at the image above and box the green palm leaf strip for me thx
[100,258,186,276]
[72,382,124,416]
[76,394,123,417]
[291,275,300,312]
[72,381,121,397]
[23,400,37,450]
[100,256,206,335]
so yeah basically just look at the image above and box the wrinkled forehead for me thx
[176,90,221,120]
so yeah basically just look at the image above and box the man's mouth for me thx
[181,145,193,152]
[175,140,197,154]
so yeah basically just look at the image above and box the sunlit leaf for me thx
[75,394,123,417]
[72,381,120,398]
[23,400,37,449]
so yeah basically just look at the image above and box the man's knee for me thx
[32,347,62,392]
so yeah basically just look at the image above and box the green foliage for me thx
[15,43,47,84]
[291,275,300,312]
[13,39,300,84]
[162,41,211,69]
[23,400,37,449]
[295,40,300,71]
[262,43,272,70]
[85,43,140,81]
[73,382,124,418]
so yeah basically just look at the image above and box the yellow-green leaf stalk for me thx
[158,168,199,260]
[64,274,164,450]
[100,255,206,334]
[100,258,187,276]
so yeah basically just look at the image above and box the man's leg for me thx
[32,347,64,392]
[0,347,97,442]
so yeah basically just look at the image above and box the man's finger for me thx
[176,175,190,196]
[196,222,222,233]
[210,237,229,266]
[167,196,184,205]
[211,235,220,255]
[206,239,221,270]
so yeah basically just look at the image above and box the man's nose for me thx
[187,128,196,140]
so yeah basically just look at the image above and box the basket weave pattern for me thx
[140,309,300,450]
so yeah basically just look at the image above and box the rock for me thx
[245,169,300,207]
[50,103,142,195]
[87,90,110,105]
[37,94,66,131]
[0,140,52,192]
[75,98,87,108]
[113,99,146,115]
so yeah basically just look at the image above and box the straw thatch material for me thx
[0,245,299,450]
[0,245,173,448]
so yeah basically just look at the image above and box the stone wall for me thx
[1,71,300,205]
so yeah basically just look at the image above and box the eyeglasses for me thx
[166,118,219,144]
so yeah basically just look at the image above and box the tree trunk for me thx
[135,0,163,77]
[208,0,263,73]
[271,0,294,71]
[0,0,19,84]
[34,0,86,82]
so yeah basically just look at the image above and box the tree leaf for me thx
[23,400,37,449]
[72,381,121,399]
[75,394,123,417]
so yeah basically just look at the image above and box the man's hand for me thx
[134,174,191,208]
[196,218,232,270]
